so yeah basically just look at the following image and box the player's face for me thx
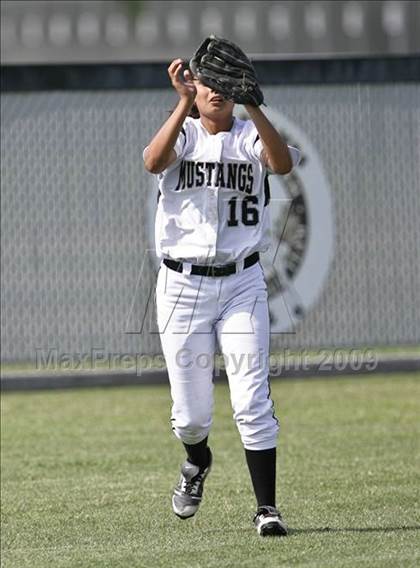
[193,79,235,118]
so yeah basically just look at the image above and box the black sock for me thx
[183,437,209,469]
[245,447,276,508]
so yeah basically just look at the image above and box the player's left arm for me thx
[245,105,293,174]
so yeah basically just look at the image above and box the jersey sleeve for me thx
[243,121,264,162]
[142,117,192,167]
[173,125,188,159]
[141,130,186,163]
[244,122,301,170]
[263,145,301,174]
[287,146,301,167]
[174,117,197,160]
[169,116,197,161]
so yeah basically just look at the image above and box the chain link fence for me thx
[1,77,420,364]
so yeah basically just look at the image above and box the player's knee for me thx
[233,403,280,450]
[237,418,279,450]
[172,411,212,444]
[174,424,211,445]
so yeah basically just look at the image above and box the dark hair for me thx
[188,103,200,118]
[167,102,200,118]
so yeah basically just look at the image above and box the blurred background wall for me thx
[1,1,420,366]
[2,81,420,363]
[2,0,420,65]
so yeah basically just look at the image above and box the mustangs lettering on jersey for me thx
[175,160,254,193]
[144,116,300,265]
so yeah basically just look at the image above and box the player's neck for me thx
[199,115,234,135]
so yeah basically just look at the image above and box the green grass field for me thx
[2,374,419,568]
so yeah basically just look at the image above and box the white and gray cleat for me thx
[172,450,212,519]
[253,506,288,536]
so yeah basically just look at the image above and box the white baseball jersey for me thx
[144,116,300,265]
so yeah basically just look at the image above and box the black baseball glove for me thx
[189,35,264,107]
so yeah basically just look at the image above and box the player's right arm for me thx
[143,59,196,174]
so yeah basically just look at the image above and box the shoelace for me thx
[182,471,205,495]
[253,509,282,523]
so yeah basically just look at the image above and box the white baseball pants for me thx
[155,260,279,451]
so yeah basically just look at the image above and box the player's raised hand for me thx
[168,58,197,102]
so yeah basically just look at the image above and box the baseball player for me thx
[143,37,300,537]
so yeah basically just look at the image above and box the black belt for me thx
[163,252,260,277]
